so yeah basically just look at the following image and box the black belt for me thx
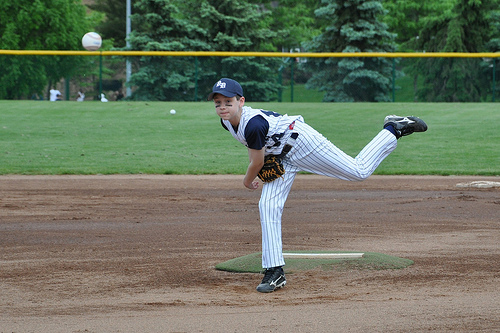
[279,132,299,158]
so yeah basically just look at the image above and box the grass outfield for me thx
[0,100,498,175]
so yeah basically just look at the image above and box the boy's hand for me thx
[245,180,260,190]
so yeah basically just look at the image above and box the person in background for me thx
[77,90,85,102]
[114,89,124,101]
[49,87,62,102]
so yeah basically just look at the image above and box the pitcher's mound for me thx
[216,251,414,273]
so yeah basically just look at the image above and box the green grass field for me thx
[0,100,498,175]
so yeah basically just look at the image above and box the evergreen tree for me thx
[383,0,456,51]
[198,0,280,101]
[486,10,500,53]
[127,0,211,101]
[383,1,456,101]
[484,9,500,100]
[304,0,397,102]
[262,0,321,51]
[128,0,279,101]
[0,0,91,99]
[415,0,498,102]
[256,0,322,93]
[89,0,128,48]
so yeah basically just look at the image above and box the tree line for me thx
[0,0,499,102]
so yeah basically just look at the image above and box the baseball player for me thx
[208,78,427,293]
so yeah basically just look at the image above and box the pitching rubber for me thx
[283,252,364,259]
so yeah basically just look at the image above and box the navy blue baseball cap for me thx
[207,78,244,100]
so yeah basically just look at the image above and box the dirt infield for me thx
[1,175,499,332]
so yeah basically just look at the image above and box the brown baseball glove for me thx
[257,155,285,183]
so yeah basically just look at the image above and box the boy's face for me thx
[213,94,245,124]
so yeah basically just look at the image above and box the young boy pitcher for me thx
[208,78,427,293]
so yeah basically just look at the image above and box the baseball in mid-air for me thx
[170,109,176,115]
[82,32,102,51]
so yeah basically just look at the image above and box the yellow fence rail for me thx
[1,50,499,58]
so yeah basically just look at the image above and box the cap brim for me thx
[207,90,238,101]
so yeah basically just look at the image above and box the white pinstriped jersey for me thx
[221,106,303,156]
[221,105,399,270]
[257,122,398,269]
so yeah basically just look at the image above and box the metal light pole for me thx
[99,51,103,98]
[126,0,132,97]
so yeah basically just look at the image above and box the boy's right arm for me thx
[243,148,265,190]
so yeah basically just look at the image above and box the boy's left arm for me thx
[243,148,265,189]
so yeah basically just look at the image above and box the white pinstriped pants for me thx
[259,121,398,268]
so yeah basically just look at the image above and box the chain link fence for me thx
[1,51,498,102]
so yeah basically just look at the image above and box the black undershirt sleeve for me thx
[244,115,269,150]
